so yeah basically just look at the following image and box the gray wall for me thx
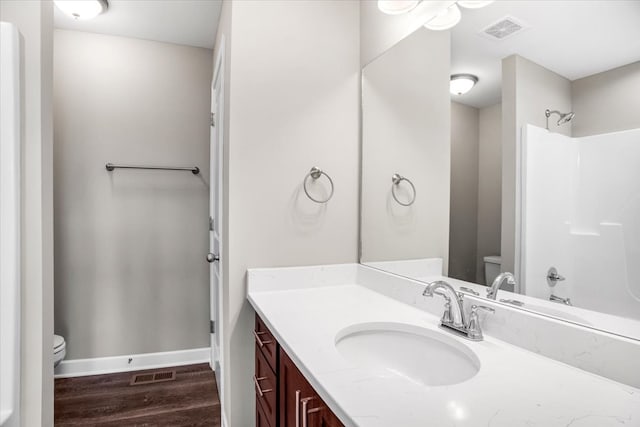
[501,55,572,276]
[476,103,502,283]
[572,61,640,137]
[361,29,451,266]
[53,30,212,359]
[449,102,478,282]
[0,1,55,425]
[217,2,360,426]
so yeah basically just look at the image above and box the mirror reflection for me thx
[360,1,640,340]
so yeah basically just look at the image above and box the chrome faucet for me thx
[422,280,494,341]
[486,272,516,300]
[422,280,465,328]
[550,294,572,306]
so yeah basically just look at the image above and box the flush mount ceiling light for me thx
[450,74,478,95]
[424,4,461,31]
[377,0,420,15]
[54,0,108,20]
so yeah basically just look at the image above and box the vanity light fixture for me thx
[377,0,420,15]
[378,1,493,31]
[450,74,478,95]
[54,0,109,20]
[457,0,494,9]
[424,3,462,31]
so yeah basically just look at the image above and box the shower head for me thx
[545,109,575,129]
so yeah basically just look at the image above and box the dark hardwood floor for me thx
[55,363,221,426]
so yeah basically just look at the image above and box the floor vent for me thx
[130,370,176,386]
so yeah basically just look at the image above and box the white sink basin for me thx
[335,322,480,387]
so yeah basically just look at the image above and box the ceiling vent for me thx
[479,16,529,41]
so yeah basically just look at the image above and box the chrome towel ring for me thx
[303,167,334,203]
[391,173,416,206]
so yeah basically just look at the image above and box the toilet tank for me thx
[483,255,501,286]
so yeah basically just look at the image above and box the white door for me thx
[208,38,225,401]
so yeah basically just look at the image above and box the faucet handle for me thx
[472,305,495,315]
[466,305,495,341]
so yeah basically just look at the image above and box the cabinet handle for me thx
[253,330,273,347]
[301,397,322,427]
[295,390,301,427]
[253,376,273,397]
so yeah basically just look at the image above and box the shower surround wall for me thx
[521,125,640,321]
[53,30,213,359]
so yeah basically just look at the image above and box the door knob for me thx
[206,253,219,263]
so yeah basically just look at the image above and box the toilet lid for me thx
[54,334,65,350]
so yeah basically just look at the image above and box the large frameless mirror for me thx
[360,0,640,340]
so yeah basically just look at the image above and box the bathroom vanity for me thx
[248,264,640,427]
[254,314,343,427]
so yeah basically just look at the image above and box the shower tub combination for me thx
[0,21,21,427]
[520,124,640,322]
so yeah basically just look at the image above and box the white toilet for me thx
[54,334,66,367]
[483,255,502,285]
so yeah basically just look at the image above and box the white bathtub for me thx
[0,21,21,427]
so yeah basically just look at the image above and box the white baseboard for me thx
[54,347,210,378]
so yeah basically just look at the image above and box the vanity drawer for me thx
[255,314,278,372]
[255,346,278,425]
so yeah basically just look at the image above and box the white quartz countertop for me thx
[247,267,640,427]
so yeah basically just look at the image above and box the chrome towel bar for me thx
[105,163,200,175]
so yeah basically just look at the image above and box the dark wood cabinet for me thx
[254,314,344,427]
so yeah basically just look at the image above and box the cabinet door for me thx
[279,348,344,427]
[257,400,272,427]
[302,396,344,427]
[317,407,344,427]
[279,349,315,427]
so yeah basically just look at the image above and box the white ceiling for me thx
[450,1,640,108]
[54,0,222,49]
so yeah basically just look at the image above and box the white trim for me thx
[54,347,210,378]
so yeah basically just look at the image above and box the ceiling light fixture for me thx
[54,0,109,20]
[450,74,478,95]
[378,1,494,31]
[424,4,461,31]
[377,0,420,15]
[457,1,494,9]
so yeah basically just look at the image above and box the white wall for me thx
[0,1,54,425]
[476,103,502,283]
[572,61,640,137]
[501,55,572,276]
[361,28,451,266]
[217,2,360,426]
[449,102,478,282]
[53,30,212,359]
